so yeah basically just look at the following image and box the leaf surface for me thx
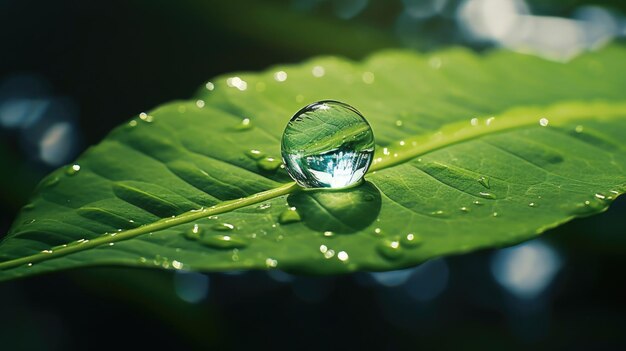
[2,47,626,281]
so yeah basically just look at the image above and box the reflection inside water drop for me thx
[281,100,375,189]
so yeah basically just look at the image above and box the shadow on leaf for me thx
[287,181,381,234]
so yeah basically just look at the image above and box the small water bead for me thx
[265,258,278,268]
[312,66,325,77]
[139,112,154,123]
[185,224,203,240]
[257,157,282,171]
[200,235,248,249]
[212,223,235,231]
[479,191,496,199]
[337,251,349,262]
[281,100,375,189]
[377,239,403,259]
[278,207,301,224]
[401,233,422,247]
[65,164,81,176]
[477,176,490,189]
[246,149,265,160]
[235,118,252,131]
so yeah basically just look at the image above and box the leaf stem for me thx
[0,182,300,270]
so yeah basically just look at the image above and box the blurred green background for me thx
[1,0,626,349]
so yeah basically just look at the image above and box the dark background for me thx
[1,0,626,350]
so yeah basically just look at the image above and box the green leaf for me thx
[2,46,626,281]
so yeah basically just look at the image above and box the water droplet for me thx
[312,66,325,77]
[492,212,499,217]
[430,210,446,217]
[323,231,334,237]
[479,192,496,199]
[395,120,403,127]
[374,228,382,235]
[128,120,138,127]
[281,100,375,188]
[539,118,549,127]
[337,251,349,262]
[575,125,584,133]
[362,71,375,84]
[139,112,154,123]
[265,258,278,268]
[257,157,282,171]
[473,200,483,206]
[595,193,606,200]
[429,56,442,69]
[460,207,469,213]
[477,176,490,189]
[195,100,205,108]
[226,76,247,91]
[185,224,203,240]
[258,203,271,210]
[65,164,81,176]
[212,223,235,231]
[245,149,265,160]
[274,71,288,82]
[172,260,183,269]
[205,82,215,91]
[401,233,422,247]
[27,263,33,267]
[235,118,252,131]
[486,117,495,126]
[470,118,479,126]
[570,198,608,215]
[377,239,403,259]
[528,202,538,207]
[278,207,301,224]
[324,249,335,259]
[200,234,248,249]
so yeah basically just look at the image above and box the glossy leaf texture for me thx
[2,47,626,281]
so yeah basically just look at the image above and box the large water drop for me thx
[281,100,375,189]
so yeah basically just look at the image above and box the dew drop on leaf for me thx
[377,239,403,259]
[477,176,490,189]
[211,223,235,231]
[257,157,282,171]
[281,100,375,189]
[65,164,81,176]
[401,233,422,247]
[278,207,301,224]
[184,224,203,240]
[245,149,266,160]
[199,235,248,249]
[234,118,252,131]
[479,191,496,199]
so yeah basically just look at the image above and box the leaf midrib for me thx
[1,99,625,270]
